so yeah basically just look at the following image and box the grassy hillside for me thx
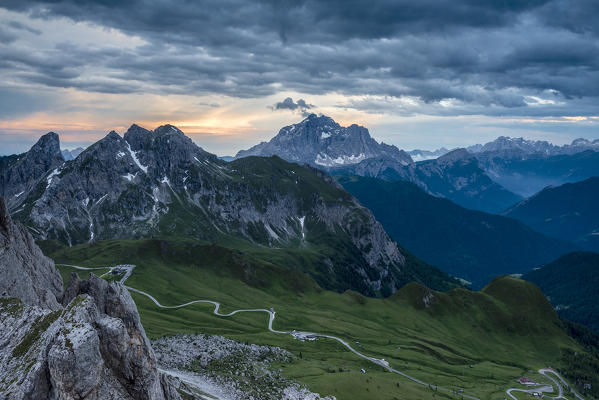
[44,238,590,400]
[524,251,599,333]
[337,175,576,287]
[15,139,457,297]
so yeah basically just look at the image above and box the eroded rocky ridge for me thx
[1,124,422,295]
[0,198,182,399]
[0,197,62,310]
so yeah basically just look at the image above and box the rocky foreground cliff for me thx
[0,197,183,400]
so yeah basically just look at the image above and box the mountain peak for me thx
[31,131,62,158]
[437,148,471,163]
[124,124,153,150]
[38,131,59,143]
[106,130,121,140]
[301,113,335,124]
[236,116,412,167]
[24,131,64,167]
[154,124,184,136]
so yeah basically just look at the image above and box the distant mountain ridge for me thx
[504,177,599,251]
[407,148,451,161]
[61,146,85,161]
[404,135,599,163]
[237,116,521,213]
[335,149,523,213]
[468,136,599,156]
[236,114,413,167]
[475,150,599,197]
[338,175,576,286]
[405,136,599,198]
[0,125,455,296]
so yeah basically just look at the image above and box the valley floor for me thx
[50,240,588,400]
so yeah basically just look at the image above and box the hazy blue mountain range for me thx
[408,136,599,198]
[338,175,577,287]
[476,150,599,197]
[61,147,85,161]
[468,136,599,157]
[334,149,523,213]
[505,177,599,251]
[236,116,522,213]
[406,147,451,161]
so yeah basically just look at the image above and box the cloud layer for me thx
[0,1,598,155]
[0,0,597,115]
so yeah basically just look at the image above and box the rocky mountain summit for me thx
[0,197,183,399]
[0,132,64,210]
[0,124,448,295]
[236,114,413,167]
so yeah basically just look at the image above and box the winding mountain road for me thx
[61,263,582,400]
[505,368,585,400]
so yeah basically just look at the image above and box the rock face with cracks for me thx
[0,195,183,400]
[0,196,62,310]
[1,123,422,296]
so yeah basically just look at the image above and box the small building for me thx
[290,331,318,341]
[360,369,366,374]
[517,377,537,386]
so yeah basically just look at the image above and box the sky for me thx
[1,0,598,156]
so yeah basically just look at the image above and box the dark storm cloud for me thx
[1,0,599,116]
[273,98,313,111]
[0,26,17,44]
[7,20,41,35]
[272,97,314,116]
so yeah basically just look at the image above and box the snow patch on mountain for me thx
[125,141,148,173]
[122,173,136,182]
[314,153,367,166]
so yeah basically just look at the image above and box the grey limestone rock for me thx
[236,114,412,167]
[3,122,413,295]
[0,197,62,310]
[0,203,183,399]
[0,132,64,208]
